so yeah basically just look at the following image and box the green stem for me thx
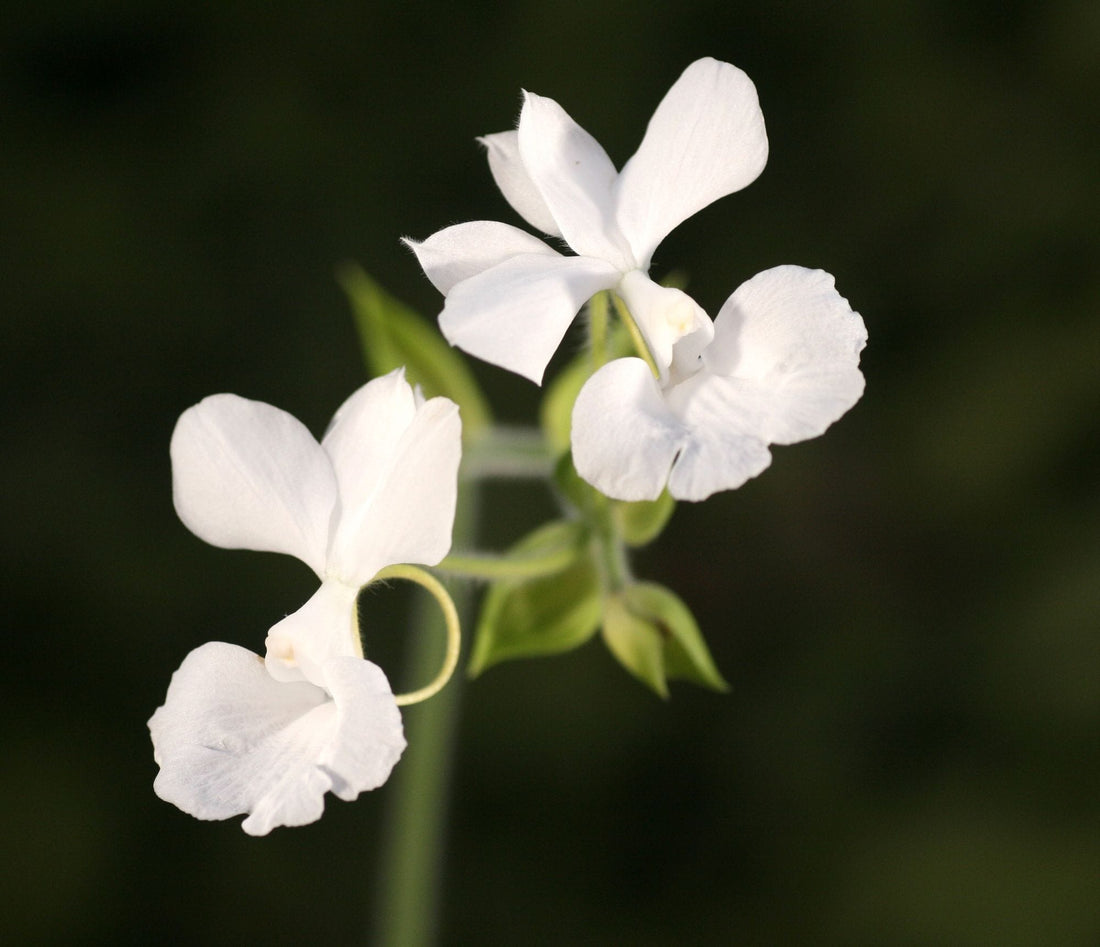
[436,544,577,581]
[460,425,554,481]
[371,480,479,946]
[610,292,659,379]
[590,494,632,595]
[588,291,610,369]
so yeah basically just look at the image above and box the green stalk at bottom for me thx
[371,481,478,946]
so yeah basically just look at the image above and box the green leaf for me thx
[467,521,601,676]
[602,582,729,697]
[602,592,669,698]
[612,491,676,547]
[339,264,491,439]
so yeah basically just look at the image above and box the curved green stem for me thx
[374,564,461,707]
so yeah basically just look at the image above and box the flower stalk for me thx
[371,480,479,947]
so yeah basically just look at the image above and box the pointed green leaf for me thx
[468,520,601,676]
[339,264,491,438]
[602,592,669,698]
[602,582,729,696]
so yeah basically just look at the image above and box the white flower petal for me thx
[571,358,779,503]
[439,252,620,384]
[322,369,417,532]
[264,578,361,685]
[479,131,562,237]
[517,91,635,269]
[615,58,769,267]
[316,656,406,803]
[571,358,683,501]
[170,395,337,576]
[663,373,775,500]
[404,221,558,295]
[148,642,405,836]
[704,265,867,444]
[328,395,462,581]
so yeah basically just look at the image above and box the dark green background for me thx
[4,1,1098,943]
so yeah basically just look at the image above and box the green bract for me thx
[611,492,675,548]
[341,265,491,440]
[467,521,601,676]
[602,582,728,698]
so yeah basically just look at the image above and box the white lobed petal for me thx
[149,642,405,836]
[404,221,558,295]
[327,394,462,581]
[313,369,462,584]
[662,372,775,500]
[170,395,337,577]
[704,265,867,444]
[517,91,635,269]
[321,369,417,546]
[438,252,620,384]
[479,131,562,237]
[571,263,869,503]
[572,359,776,502]
[571,358,683,501]
[615,58,769,268]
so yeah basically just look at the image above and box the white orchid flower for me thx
[149,369,462,835]
[572,266,867,502]
[407,57,768,385]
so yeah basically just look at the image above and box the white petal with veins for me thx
[149,643,405,836]
[171,396,337,577]
[480,131,561,237]
[615,58,768,268]
[438,252,620,384]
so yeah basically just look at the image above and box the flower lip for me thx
[572,266,867,502]
[149,642,406,836]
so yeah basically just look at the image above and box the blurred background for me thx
[3,0,1098,943]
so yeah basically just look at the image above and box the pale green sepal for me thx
[467,521,601,677]
[612,491,676,547]
[603,582,729,696]
[339,264,491,439]
[552,451,598,516]
[602,592,669,698]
